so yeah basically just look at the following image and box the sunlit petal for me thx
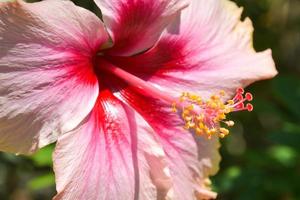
[0,0,108,154]
[94,0,188,56]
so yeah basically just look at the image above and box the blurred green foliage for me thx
[0,0,300,199]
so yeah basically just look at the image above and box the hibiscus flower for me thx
[0,0,277,199]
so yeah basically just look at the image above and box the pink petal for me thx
[106,0,277,99]
[0,0,108,154]
[94,0,188,56]
[104,77,219,199]
[54,89,172,200]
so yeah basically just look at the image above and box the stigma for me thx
[172,88,253,139]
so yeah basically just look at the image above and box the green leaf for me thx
[267,145,297,167]
[30,145,54,167]
[272,75,300,119]
[27,173,55,191]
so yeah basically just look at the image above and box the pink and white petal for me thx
[196,137,221,179]
[107,80,219,199]
[147,49,276,99]
[94,0,188,56]
[106,0,277,99]
[54,89,171,200]
[194,136,221,200]
[0,0,109,154]
[124,105,173,200]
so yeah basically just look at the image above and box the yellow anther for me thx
[220,104,226,109]
[199,122,205,129]
[224,108,233,113]
[220,128,229,135]
[186,104,194,111]
[196,114,204,121]
[172,102,177,113]
[184,116,193,121]
[209,128,217,135]
[196,99,202,105]
[189,94,199,101]
[211,95,220,100]
[183,109,190,115]
[217,113,226,120]
[177,90,243,139]
[225,120,235,126]
[181,92,188,97]
[196,128,203,135]
[188,122,196,128]
[210,102,218,109]
[179,96,185,102]
[227,100,234,105]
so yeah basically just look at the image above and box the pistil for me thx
[97,58,253,139]
[174,89,253,139]
[97,58,175,103]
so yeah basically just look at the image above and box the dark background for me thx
[0,0,299,199]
